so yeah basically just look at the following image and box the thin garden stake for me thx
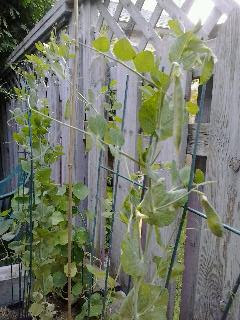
[25,107,34,316]
[87,149,103,317]
[221,273,240,320]
[101,75,129,319]
[165,84,207,288]
[67,0,79,318]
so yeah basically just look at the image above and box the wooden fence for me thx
[1,0,240,319]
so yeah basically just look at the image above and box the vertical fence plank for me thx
[193,9,240,320]
[110,65,139,287]
[180,78,213,320]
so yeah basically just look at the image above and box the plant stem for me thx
[79,41,157,88]
[28,106,141,166]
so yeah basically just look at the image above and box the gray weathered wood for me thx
[202,6,222,36]
[180,77,213,320]
[120,0,163,52]
[6,0,72,66]
[97,2,126,39]
[193,9,240,319]
[187,123,209,157]
[110,65,139,287]
[156,0,194,30]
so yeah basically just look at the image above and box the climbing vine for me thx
[0,18,223,320]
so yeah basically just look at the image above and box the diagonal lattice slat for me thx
[119,0,163,51]
[95,0,240,54]
[138,3,163,51]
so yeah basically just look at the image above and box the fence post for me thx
[191,9,240,320]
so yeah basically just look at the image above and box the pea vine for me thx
[0,19,223,320]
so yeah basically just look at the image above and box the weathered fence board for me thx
[110,65,140,287]
[193,9,240,320]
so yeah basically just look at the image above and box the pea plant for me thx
[87,20,223,319]
[0,19,223,320]
[1,33,92,319]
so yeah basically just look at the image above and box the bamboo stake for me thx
[67,0,79,319]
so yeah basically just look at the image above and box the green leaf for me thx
[51,211,64,225]
[73,182,89,200]
[200,195,223,237]
[112,101,122,110]
[108,127,125,147]
[52,61,65,79]
[36,167,51,184]
[2,232,16,242]
[72,282,82,296]
[57,185,66,196]
[100,85,108,94]
[88,114,107,139]
[29,303,44,317]
[173,76,184,151]
[102,102,111,111]
[113,38,136,61]
[110,79,117,88]
[1,209,10,217]
[121,224,145,277]
[53,271,67,288]
[150,69,170,91]
[86,264,116,288]
[74,227,88,246]
[133,51,154,73]
[200,55,214,84]
[169,32,193,62]
[64,262,78,278]
[92,36,110,52]
[194,169,205,184]
[186,101,199,115]
[64,99,70,120]
[168,20,184,36]
[55,229,68,245]
[140,181,187,227]
[0,219,12,236]
[179,166,191,187]
[139,91,161,135]
[156,96,173,140]
[21,159,31,173]
[171,263,184,278]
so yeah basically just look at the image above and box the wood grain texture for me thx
[187,123,209,157]
[193,9,240,319]
[180,77,213,320]
[110,65,139,288]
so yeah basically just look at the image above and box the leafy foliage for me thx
[1,18,222,320]
[89,19,221,320]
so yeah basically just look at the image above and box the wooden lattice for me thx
[94,0,240,52]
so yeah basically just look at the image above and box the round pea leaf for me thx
[113,38,136,61]
[133,51,154,73]
[186,101,199,115]
[92,36,110,52]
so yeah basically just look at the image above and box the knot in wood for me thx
[229,157,240,173]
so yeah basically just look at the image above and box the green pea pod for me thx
[200,195,223,237]
[173,76,184,152]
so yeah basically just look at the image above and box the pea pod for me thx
[200,195,223,237]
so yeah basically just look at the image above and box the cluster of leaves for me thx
[89,20,222,320]
[0,34,98,320]
[0,0,54,67]
[0,18,224,320]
